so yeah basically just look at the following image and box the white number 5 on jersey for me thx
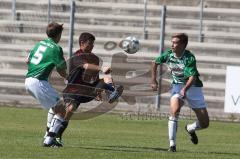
[31,45,47,65]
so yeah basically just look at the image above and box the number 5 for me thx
[31,45,47,65]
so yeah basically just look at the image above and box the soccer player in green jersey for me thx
[151,33,209,152]
[25,22,67,147]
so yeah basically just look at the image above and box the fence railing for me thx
[11,0,205,42]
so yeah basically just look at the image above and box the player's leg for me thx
[43,100,66,147]
[35,80,67,147]
[54,102,71,145]
[55,101,79,144]
[185,86,209,144]
[108,85,124,103]
[103,74,114,86]
[25,77,67,147]
[96,79,124,103]
[55,92,92,145]
[26,81,66,147]
[43,108,55,139]
[168,94,184,152]
[64,101,79,121]
[191,108,209,130]
[185,107,209,144]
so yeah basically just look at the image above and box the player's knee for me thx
[53,100,66,115]
[169,105,181,117]
[171,94,184,101]
[171,94,184,107]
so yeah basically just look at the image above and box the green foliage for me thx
[0,106,239,159]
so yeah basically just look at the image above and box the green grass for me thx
[0,106,239,159]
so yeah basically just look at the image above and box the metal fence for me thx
[10,0,206,40]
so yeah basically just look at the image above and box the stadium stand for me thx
[0,0,240,120]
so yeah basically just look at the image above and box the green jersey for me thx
[155,49,203,87]
[26,38,66,81]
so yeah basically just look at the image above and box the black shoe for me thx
[168,146,176,152]
[185,125,198,145]
[43,139,63,148]
[108,85,124,103]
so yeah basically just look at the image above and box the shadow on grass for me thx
[67,144,240,157]
[181,149,240,156]
[105,145,168,152]
[67,145,168,153]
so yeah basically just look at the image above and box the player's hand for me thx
[64,79,68,85]
[180,88,186,99]
[102,66,112,74]
[151,79,158,91]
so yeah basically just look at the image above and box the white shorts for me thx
[171,84,207,109]
[25,77,60,109]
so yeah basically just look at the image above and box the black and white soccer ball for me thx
[122,36,140,54]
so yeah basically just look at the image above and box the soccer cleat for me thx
[56,137,63,146]
[168,146,176,152]
[43,139,63,148]
[108,85,124,103]
[185,125,198,145]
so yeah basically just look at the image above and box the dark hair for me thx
[79,32,95,44]
[172,33,188,47]
[46,22,63,38]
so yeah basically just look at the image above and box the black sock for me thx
[56,121,69,139]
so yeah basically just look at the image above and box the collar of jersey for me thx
[173,49,185,59]
[46,38,55,43]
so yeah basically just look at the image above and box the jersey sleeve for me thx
[154,49,170,64]
[184,55,199,78]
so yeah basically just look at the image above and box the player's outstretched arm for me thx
[83,63,111,74]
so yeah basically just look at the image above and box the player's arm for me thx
[56,58,67,79]
[151,51,169,91]
[180,76,196,97]
[26,53,30,64]
[151,61,159,91]
[25,49,32,64]
[181,54,198,97]
[83,63,111,74]
[54,48,68,79]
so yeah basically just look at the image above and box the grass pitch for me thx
[0,106,239,159]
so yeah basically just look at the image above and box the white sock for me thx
[44,108,55,139]
[187,121,201,133]
[44,115,65,145]
[47,108,55,128]
[168,116,178,147]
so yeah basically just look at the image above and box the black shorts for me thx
[62,79,109,108]
[63,94,94,107]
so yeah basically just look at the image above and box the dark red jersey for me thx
[67,49,100,86]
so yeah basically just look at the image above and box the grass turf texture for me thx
[0,106,239,159]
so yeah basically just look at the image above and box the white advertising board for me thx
[224,66,240,113]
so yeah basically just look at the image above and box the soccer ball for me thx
[122,36,140,54]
